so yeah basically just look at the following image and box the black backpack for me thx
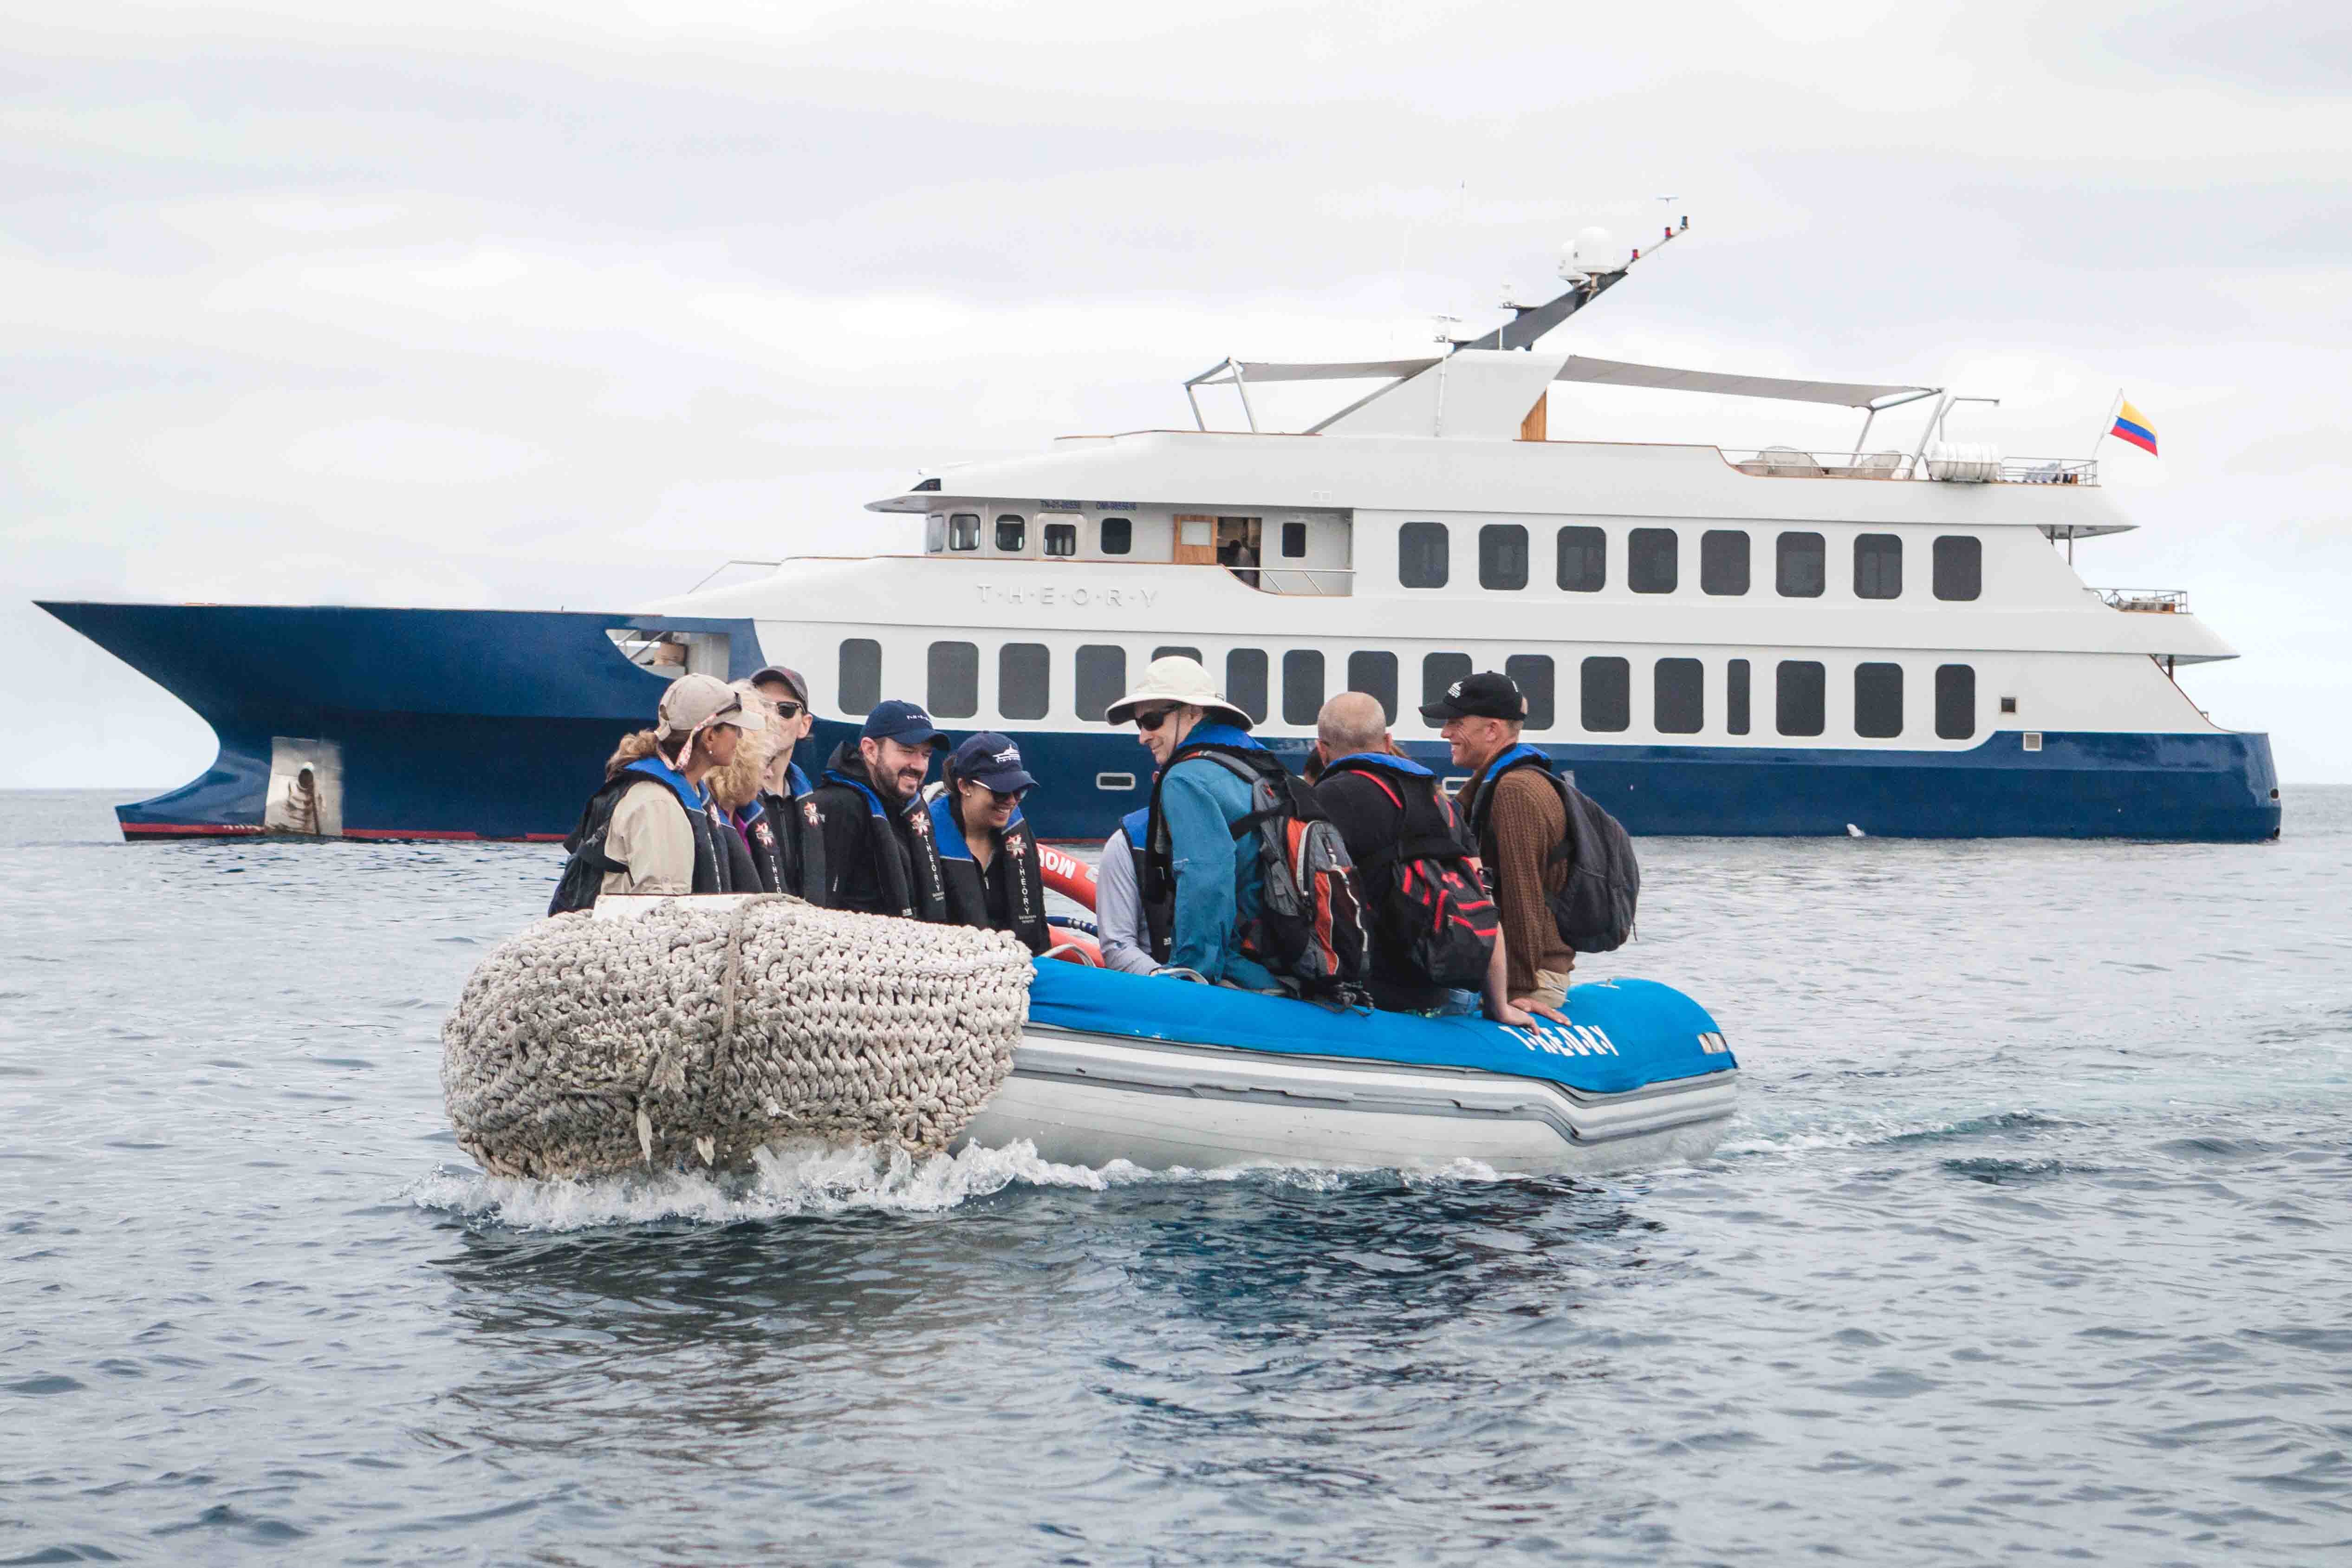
[1326,761,1499,991]
[547,774,634,916]
[1468,751,1640,954]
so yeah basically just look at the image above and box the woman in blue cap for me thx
[927,732,1049,954]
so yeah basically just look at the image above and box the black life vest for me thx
[1461,743,1641,954]
[1118,805,1173,964]
[743,762,830,903]
[548,756,722,915]
[809,744,949,921]
[925,786,1050,955]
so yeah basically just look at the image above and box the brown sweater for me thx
[1486,769,1577,995]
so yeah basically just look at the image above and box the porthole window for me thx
[1506,654,1554,731]
[1283,650,1325,726]
[1281,521,1308,558]
[1556,526,1606,592]
[1226,649,1269,724]
[1479,524,1529,591]
[1423,652,1472,714]
[1628,528,1678,594]
[1075,645,1126,722]
[1655,658,1704,734]
[838,638,881,715]
[994,515,1027,553]
[925,515,946,553]
[927,640,979,719]
[1776,660,1825,736]
[1727,658,1751,736]
[1398,522,1450,589]
[1700,530,1749,596]
[1099,517,1132,555]
[1855,662,1903,737]
[1043,522,1077,557]
[948,513,981,552]
[1153,645,1202,664]
[1936,664,1975,740]
[999,643,1050,721]
[1776,532,1825,597]
[1348,650,1398,724]
[1855,534,1903,599]
[1933,536,1981,601]
[1581,657,1630,733]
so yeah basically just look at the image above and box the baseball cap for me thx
[947,732,1039,795]
[860,699,947,748]
[657,672,759,737]
[1419,670,1527,724]
[749,664,809,705]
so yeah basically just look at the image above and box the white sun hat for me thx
[1104,655,1254,730]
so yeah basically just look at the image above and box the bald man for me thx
[1310,692,1555,1027]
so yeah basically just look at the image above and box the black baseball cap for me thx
[947,732,1038,795]
[1419,670,1527,724]
[860,700,947,748]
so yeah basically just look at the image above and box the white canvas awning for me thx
[1196,354,1935,409]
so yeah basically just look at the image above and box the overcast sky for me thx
[8,0,2350,791]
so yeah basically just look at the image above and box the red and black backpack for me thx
[1319,756,1500,991]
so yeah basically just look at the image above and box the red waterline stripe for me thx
[121,821,264,837]
[123,822,563,843]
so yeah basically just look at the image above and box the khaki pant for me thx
[1522,966,1575,1011]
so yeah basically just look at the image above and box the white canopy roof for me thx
[1197,354,1936,410]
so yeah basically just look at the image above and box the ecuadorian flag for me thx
[2111,399,2158,456]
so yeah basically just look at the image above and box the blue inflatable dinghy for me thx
[956,961,1739,1175]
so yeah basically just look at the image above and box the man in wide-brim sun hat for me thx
[1106,656,1280,990]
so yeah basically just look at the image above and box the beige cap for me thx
[1105,655,1253,729]
[656,672,756,738]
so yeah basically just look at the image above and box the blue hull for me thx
[41,602,2282,844]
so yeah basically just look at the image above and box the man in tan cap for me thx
[546,672,758,912]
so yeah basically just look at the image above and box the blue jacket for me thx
[1158,722,1279,990]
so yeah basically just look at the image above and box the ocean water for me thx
[3,787,2348,1566]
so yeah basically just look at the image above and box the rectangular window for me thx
[1479,524,1529,591]
[1507,654,1555,731]
[1043,522,1077,557]
[1348,650,1398,724]
[1283,649,1325,726]
[1423,652,1472,714]
[994,515,1026,553]
[1936,664,1975,740]
[1776,660,1825,736]
[998,643,1050,721]
[1655,657,1704,734]
[927,640,979,719]
[1398,521,1450,588]
[1776,531,1824,597]
[1933,535,1981,601]
[1226,649,1269,724]
[1700,530,1749,596]
[1727,658,1751,735]
[1855,534,1903,599]
[1556,525,1606,592]
[1855,662,1903,737]
[1581,656,1630,732]
[925,515,946,553]
[1075,645,1126,723]
[838,638,881,714]
[948,513,981,552]
[1280,521,1307,558]
[1152,645,1202,664]
[1099,517,1132,555]
[1628,527,1678,594]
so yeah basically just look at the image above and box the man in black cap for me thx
[926,732,1049,953]
[807,699,951,920]
[1422,671,1578,1014]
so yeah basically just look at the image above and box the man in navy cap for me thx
[807,699,952,920]
[926,732,1049,953]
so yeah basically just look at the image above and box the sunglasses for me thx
[1134,707,1178,732]
[770,703,805,720]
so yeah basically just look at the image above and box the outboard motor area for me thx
[606,627,730,679]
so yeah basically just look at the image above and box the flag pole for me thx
[2089,387,2122,460]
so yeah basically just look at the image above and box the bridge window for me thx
[1936,664,1975,740]
[1423,652,1472,715]
[1507,654,1554,730]
[1226,649,1269,724]
[1727,658,1751,735]
[1629,528,1678,594]
[1776,532,1824,597]
[1281,521,1307,558]
[1283,650,1325,726]
[1043,522,1077,558]
[994,515,1026,553]
[1581,656,1630,733]
[1076,645,1125,722]
[1776,660,1825,736]
[947,513,981,552]
[1701,530,1749,596]
[1855,534,1902,599]
[1348,650,1399,724]
[1855,662,1903,736]
[927,640,979,718]
[1399,521,1450,588]
[838,638,881,714]
[1934,535,1981,601]
[999,643,1050,721]
[1098,517,1131,555]
[1480,524,1529,591]
[1655,658,1703,733]
[1556,526,1606,592]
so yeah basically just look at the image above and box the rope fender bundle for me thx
[441,898,1032,1179]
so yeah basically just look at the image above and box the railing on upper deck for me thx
[1224,566,1355,597]
[1723,448,2098,485]
[2089,587,2189,614]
